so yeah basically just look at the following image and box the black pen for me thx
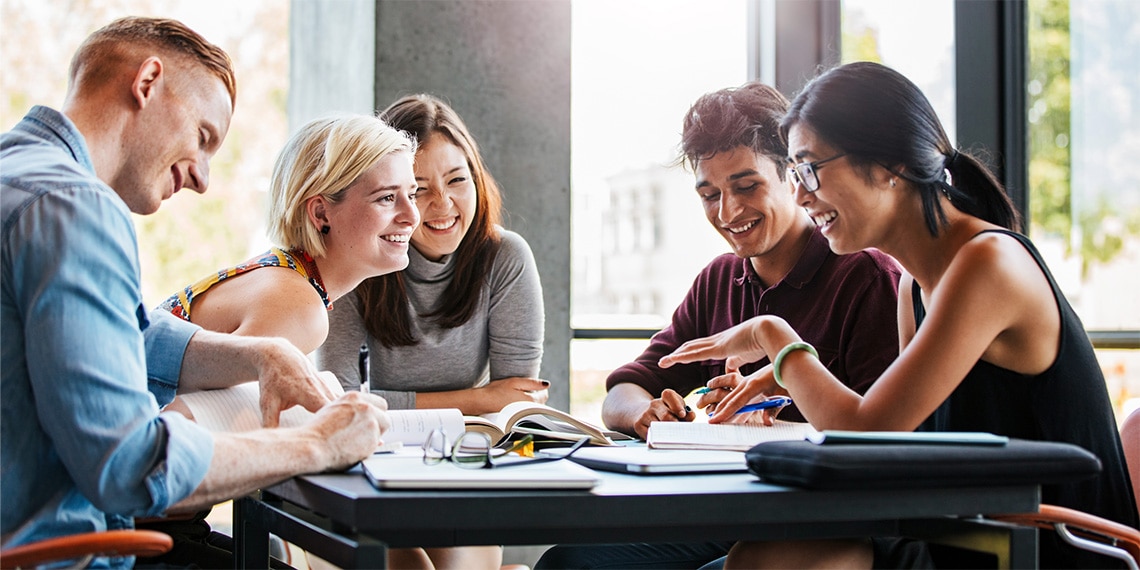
[358,343,370,393]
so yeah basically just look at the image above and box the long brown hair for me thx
[357,94,503,346]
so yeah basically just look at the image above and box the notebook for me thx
[361,453,600,490]
[647,420,819,451]
[551,445,748,475]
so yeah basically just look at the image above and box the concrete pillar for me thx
[291,0,572,411]
[287,0,376,132]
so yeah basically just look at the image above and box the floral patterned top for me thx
[157,248,330,321]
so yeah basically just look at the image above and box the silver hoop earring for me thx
[889,178,896,188]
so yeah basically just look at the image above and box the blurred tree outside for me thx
[841,6,883,64]
[1027,0,1071,244]
[1029,0,1140,277]
[0,0,289,305]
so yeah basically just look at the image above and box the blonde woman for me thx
[152,114,419,567]
[158,114,419,353]
[321,94,547,416]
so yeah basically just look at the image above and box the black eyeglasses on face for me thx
[787,153,846,192]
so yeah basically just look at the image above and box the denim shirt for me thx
[1,106,214,567]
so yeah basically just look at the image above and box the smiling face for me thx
[410,134,477,261]
[114,65,232,215]
[321,151,420,276]
[787,123,896,254]
[695,146,806,266]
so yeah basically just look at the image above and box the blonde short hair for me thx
[266,115,416,257]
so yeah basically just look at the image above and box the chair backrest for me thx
[1121,406,1140,521]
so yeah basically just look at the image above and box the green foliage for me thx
[1027,0,1072,244]
[841,13,883,63]
[1029,0,1140,278]
[1075,199,1140,277]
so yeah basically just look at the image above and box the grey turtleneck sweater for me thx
[316,228,544,409]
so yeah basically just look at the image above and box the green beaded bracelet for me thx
[772,341,819,389]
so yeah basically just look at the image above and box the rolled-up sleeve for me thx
[13,187,213,516]
[144,310,199,406]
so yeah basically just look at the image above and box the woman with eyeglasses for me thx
[660,61,1137,569]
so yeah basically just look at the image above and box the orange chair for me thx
[0,529,172,570]
[994,504,1139,569]
[991,407,1140,570]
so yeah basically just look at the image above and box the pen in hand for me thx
[358,343,370,394]
[694,386,728,395]
[732,395,792,415]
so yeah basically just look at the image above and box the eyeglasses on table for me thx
[421,428,590,469]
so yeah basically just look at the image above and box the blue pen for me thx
[733,396,792,415]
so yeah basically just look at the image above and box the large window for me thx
[568,0,747,423]
[840,0,955,141]
[0,0,288,308]
[568,0,1140,425]
[1027,0,1140,420]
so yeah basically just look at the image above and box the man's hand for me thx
[172,391,390,511]
[308,391,391,469]
[631,389,695,440]
[251,339,341,427]
[179,331,338,427]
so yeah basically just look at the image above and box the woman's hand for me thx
[693,372,744,415]
[473,377,550,413]
[659,316,772,372]
[708,365,786,426]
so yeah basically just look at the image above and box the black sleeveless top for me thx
[913,230,1138,568]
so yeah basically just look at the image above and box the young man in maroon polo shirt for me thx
[536,83,905,570]
[602,81,902,439]
[537,81,902,570]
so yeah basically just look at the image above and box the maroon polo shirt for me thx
[606,228,902,423]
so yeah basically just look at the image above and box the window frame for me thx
[571,0,1138,349]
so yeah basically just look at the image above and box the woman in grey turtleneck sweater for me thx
[319,94,547,415]
[317,94,546,570]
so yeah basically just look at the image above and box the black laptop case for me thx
[745,438,1102,489]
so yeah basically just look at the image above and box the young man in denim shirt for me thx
[1,17,390,568]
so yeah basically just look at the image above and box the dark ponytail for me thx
[943,150,1020,232]
[781,61,1020,236]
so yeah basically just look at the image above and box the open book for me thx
[173,381,465,449]
[647,419,819,451]
[464,401,635,447]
